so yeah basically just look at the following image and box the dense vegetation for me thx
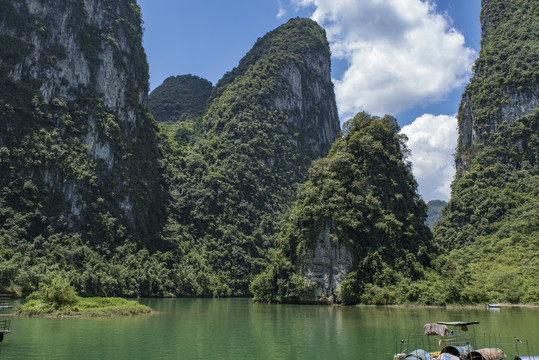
[156,18,338,296]
[17,276,151,316]
[432,110,538,304]
[1,0,537,306]
[455,0,538,170]
[1,15,338,298]
[147,75,213,123]
[251,113,435,304]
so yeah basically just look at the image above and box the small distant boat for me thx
[487,304,500,309]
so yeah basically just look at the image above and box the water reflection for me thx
[0,299,537,359]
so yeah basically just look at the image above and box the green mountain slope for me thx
[159,18,340,296]
[251,113,434,304]
[433,0,538,303]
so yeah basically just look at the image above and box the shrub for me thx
[27,276,79,307]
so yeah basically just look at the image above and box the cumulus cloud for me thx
[400,114,458,201]
[293,0,476,118]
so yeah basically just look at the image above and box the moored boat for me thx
[392,321,535,360]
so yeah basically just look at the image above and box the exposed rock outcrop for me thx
[0,0,161,242]
[1,0,148,131]
[302,222,352,303]
[455,0,538,173]
[274,53,339,160]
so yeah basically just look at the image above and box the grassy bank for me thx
[16,276,151,317]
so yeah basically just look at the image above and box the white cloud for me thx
[277,1,287,19]
[293,0,476,119]
[400,114,458,201]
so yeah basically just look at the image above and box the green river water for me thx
[0,298,537,359]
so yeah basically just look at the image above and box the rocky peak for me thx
[208,18,340,164]
[455,0,538,173]
[163,18,341,296]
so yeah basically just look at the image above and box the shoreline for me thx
[354,303,539,309]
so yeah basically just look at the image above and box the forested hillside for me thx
[251,113,435,304]
[157,18,340,296]
[433,0,538,303]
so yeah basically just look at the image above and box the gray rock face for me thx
[303,222,353,303]
[458,86,538,171]
[274,53,339,160]
[0,0,149,224]
[501,86,539,124]
[1,0,147,158]
[455,1,538,173]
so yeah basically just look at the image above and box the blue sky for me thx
[138,0,482,201]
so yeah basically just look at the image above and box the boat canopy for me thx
[437,321,479,332]
[424,323,450,336]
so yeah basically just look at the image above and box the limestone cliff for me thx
[301,221,352,303]
[435,0,538,249]
[0,0,162,244]
[272,48,339,160]
[455,0,538,172]
[1,0,148,131]
[206,17,340,165]
[431,1,538,302]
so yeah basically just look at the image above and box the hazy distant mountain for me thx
[426,200,447,229]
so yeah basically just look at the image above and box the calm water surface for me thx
[0,298,538,359]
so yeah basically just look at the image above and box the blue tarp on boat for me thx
[404,349,431,360]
